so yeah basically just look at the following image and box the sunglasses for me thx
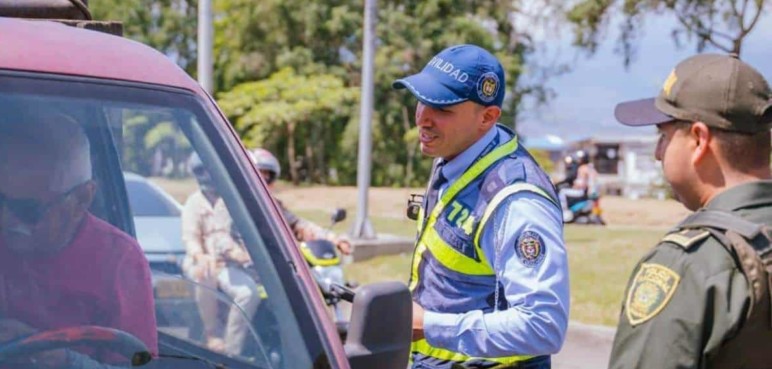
[0,185,81,224]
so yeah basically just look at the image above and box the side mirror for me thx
[331,208,347,224]
[345,282,411,369]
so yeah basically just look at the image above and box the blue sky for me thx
[516,10,772,142]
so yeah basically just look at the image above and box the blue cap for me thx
[393,44,506,108]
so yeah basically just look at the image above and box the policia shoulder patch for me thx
[515,231,546,267]
[625,263,680,326]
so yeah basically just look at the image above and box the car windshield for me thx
[0,72,318,369]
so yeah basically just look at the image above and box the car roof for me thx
[0,17,203,93]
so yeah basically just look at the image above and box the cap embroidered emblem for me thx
[477,72,500,103]
[662,70,678,97]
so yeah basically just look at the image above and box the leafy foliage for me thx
[567,0,770,65]
[218,68,358,184]
[92,0,553,186]
[92,0,199,75]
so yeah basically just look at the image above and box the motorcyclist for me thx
[558,150,598,222]
[563,155,579,186]
[249,148,352,255]
[557,153,579,189]
[181,153,260,356]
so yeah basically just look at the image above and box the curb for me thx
[350,234,414,262]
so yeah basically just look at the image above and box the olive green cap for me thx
[615,54,772,133]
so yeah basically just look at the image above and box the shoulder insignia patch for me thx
[661,229,710,249]
[625,263,680,326]
[515,231,546,267]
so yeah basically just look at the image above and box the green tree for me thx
[208,0,539,186]
[94,0,554,186]
[218,68,359,184]
[120,111,192,178]
[568,0,770,65]
[92,0,199,76]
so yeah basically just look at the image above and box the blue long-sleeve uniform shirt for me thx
[423,126,570,357]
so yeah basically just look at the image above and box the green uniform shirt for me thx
[609,181,772,369]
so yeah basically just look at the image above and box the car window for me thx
[125,176,181,217]
[0,73,316,369]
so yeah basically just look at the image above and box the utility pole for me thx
[351,0,377,239]
[197,0,214,94]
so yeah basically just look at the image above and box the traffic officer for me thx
[393,44,570,369]
[610,54,772,368]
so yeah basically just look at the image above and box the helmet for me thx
[563,153,579,184]
[251,148,281,184]
[574,150,590,165]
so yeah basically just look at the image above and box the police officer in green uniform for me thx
[610,54,772,368]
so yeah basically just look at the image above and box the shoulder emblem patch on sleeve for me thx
[625,263,681,326]
[515,231,546,267]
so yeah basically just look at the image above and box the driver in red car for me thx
[0,111,158,368]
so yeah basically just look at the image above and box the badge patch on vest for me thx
[625,263,680,326]
[515,231,545,267]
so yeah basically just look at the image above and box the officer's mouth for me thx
[419,131,439,145]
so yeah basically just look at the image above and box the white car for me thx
[124,172,186,274]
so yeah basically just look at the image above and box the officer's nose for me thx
[415,102,434,128]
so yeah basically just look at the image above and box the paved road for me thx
[554,322,615,369]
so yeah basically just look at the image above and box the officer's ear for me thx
[480,105,501,130]
[689,122,712,165]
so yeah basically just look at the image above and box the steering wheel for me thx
[0,326,152,366]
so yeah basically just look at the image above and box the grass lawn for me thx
[341,223,665,327]
[563,225,662,326]
[150,179,668,327]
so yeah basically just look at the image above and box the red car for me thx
[0,4,409,369]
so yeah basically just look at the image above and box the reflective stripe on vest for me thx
[412,339,533,367]
[409,138,519,289]
[473,182,559,247]
[410,138,560,285]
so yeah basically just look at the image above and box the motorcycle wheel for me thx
[590,214,606,226]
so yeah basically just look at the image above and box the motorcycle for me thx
[298,208,356,340]
[241,209,356,362]
[555,180,606,225]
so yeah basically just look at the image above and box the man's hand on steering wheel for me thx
[0,319,66,369]
[0,323,151,368]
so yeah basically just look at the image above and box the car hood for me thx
[134,216,185,254]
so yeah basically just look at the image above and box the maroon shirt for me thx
[0,214,158,354]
